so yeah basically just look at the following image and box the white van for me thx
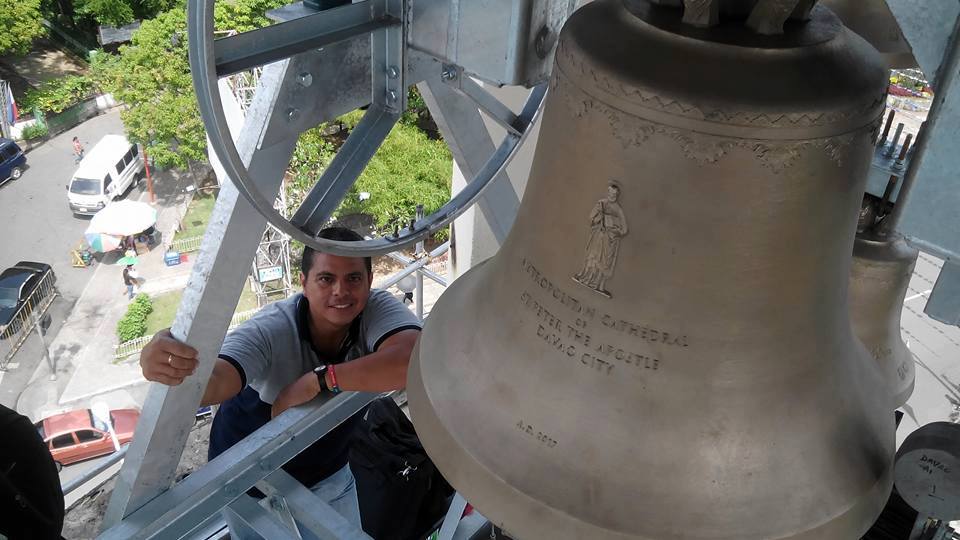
[67,134,144,215]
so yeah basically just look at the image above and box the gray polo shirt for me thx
[209,289,421,485]
[221,289,421,403]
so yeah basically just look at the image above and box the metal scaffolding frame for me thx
[250,189,294,307]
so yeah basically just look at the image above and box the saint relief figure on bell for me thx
[573,183,627,298]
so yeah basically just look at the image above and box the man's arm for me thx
[140,329,243,406]
[271,329,419,418]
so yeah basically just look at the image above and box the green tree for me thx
[337,119,452,235]
[287,105,452,241]
[21,74,95,114]
[214,0,288,32]
[75,0,135,26]
[46,0,181,28]
[91,9,203,168]
[91,0,286,169]
[0,0,46,55]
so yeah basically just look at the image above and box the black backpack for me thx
[349,397,453,540]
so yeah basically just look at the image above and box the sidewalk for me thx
[16,190,194,419]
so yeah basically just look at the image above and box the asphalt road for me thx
[0,110,145,409]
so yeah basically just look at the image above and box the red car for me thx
[34,408,140,467]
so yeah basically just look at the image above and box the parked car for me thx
[34,408,140,467]
[0,137,26,186]
[0,261,56,339]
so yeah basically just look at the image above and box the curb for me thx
[59,379,148,407]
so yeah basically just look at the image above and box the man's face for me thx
[301,253,372,331]
[607,186,619,202]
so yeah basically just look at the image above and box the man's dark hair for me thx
[301,227,372,277]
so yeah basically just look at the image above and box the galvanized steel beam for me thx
[370,0,406,112]
[215,1,397,77]
[885,0,960,86]
[407,0,578,87]
[100,392,377,539]
[223,495,300,539]
[291,106,399,236]
[419,77,524,245]
[894,15,960,261]
[103,51,302,527]
[259,469,371,539]
[443,66,524,137]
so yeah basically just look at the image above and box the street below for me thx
[0,111,146,408]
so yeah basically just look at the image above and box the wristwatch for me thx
[313,365,330,393]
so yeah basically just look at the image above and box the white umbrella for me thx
[88,200,158,236]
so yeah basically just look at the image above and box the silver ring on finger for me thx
[167,355,173,366]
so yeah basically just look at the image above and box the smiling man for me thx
[138,227,421,533]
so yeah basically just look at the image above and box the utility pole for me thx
[32,310,55,381]
[142,147,155,202]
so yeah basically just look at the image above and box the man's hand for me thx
[140,329,199,386]
[271,371,323,418]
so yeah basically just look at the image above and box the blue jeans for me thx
[126,284,134,299]
[222,463,361,538]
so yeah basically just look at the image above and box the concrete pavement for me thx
[0,110,129,409]
[16,181,197,420]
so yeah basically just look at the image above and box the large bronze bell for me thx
[849,233,919,409]
[409,1,895,538]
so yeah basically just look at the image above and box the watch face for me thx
[314,365,328,391]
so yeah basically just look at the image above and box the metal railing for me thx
[169,234,204,254]
[62,446,130,499]
[113,308,261,359]
[113,335,154,359]
[1,271,59,368]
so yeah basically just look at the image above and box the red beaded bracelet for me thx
[328,363,341,394]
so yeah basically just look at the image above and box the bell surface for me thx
[849,234,919,409]
[410,1,894,538]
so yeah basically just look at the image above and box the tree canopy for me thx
[91,0,286,168]
[288,107,452,239]
[49,0,180,28]
[0,0,46,56]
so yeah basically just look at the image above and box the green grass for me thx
[177,194,217,239]
[142,283,273,338]
[143,290,184,337]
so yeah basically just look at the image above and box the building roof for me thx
[98,21,141,46]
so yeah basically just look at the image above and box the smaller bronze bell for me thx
[849,233,918,408]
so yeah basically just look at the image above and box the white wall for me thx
[449,83,544,277]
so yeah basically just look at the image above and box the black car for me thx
[0,262,56,338]
[0,138,27,186]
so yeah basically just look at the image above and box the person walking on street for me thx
[123,264,137,300]
[72,137,84,164]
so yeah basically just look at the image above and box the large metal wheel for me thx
[188,0,547,256]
